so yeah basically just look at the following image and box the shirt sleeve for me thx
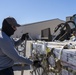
[12,38,23,47]
[0,37,32,65]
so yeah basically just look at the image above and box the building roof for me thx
[21,18,65,27]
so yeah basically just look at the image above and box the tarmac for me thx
[14,70,31,75]
[13,65,31,75]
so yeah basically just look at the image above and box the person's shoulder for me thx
[0,31,3,38]
[0,31,9,41]
[0,31,12,47]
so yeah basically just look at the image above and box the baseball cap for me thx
[5,17,20,27]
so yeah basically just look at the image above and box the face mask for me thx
[2,19,16,37]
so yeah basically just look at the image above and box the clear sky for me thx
[0,0,76,28]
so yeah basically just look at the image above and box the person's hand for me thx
[33,60,41,68]
[21,33,29,41]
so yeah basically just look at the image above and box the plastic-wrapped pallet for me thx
[31,41,76,75]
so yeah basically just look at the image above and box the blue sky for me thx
[0,0,76,28]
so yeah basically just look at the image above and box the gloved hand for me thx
[33,60,41,68]
[21,33,29,41]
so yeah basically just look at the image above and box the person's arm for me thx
[13,38,23,47]
[13,33,29,47]
[0,37,32,65]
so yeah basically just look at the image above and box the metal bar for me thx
[21,38,27,75]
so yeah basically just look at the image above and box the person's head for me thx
[2,17,20,36]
